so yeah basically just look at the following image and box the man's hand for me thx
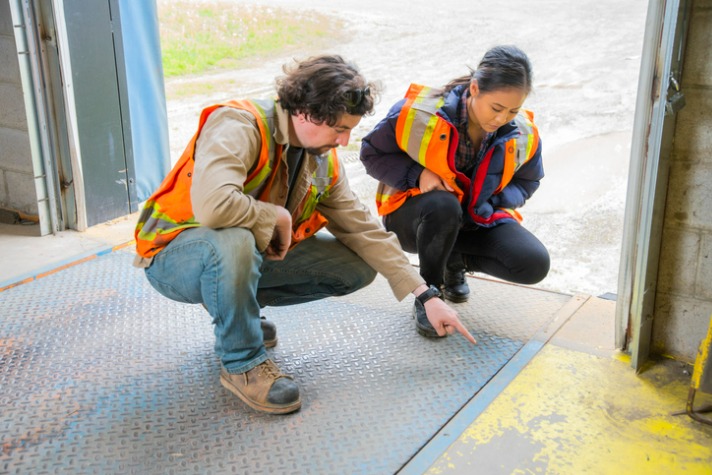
[265,207,292,261]
[424,294,477,344]
[419,168,454,193]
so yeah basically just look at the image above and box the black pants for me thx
[383,190,550,287]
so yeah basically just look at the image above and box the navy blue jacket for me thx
[360,85,544,226]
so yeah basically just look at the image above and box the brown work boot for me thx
[201,305,277,348]
[220,359,301,414]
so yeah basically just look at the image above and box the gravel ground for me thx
[163,0,649,297]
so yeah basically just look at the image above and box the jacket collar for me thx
[274,100,291,146]
[440,85,465,123]
[440,84,518,140]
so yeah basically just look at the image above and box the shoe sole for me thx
[220,374,301,415]
[415,324,447,339]
[442,292,469,303]
[412,307,447,339]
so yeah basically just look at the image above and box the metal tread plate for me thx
[0,249,571,474]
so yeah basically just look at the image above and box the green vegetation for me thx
[158,1,345,78]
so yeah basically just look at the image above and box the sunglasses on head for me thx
[344,86,371,108]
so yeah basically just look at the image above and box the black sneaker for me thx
[442,269,470,303]
[413,286,447,339]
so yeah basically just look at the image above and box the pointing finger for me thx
[453,320,477,344]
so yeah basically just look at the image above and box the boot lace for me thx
[445,269,466,286]
[257,360,284,380]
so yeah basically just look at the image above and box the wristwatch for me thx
[416,285,442,305]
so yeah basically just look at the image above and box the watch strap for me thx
[416,285,442,305]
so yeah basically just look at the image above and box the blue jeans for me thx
[144,227,376,373]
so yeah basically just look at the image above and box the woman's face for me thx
[468,81,528,133]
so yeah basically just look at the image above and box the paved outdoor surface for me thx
[162,0,649,298]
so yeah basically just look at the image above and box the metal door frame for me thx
[616,0,691,370]
[9,0,66,234]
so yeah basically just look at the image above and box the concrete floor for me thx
[0,213,138,289]
[1,217,711,474]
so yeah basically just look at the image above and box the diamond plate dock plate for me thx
[0,249,571,474]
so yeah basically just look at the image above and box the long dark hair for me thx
[443,45,533,96]
[276,55,378,126]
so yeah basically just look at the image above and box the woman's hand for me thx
[419,168,454,193]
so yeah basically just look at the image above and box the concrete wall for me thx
[653,0,712,361]
[0,0,37,217]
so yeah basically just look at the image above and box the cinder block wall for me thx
[0,1,37,216]
[653,0,712,361]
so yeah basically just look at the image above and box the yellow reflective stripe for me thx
[244,166,271,193]
[501,208,523,222]
[151,206,180,226]
[136,202,200,241]
[402,91,445,166]
[418,114,442,165]
[376,191,392,202]
[136,222,200,242]
[398,85,430,151]
[398,106,418,151]
[327,151,335,176]
[244,101,273,193]
[513,113,535,167]
[295,151,337,223]
[526,133,534,160]
[297,187,319,222]
[250,101,272,158]
[495,111,538,195]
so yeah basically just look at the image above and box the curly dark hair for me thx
[276,55,379,126]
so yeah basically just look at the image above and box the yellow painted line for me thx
[426,345,712,474]
[401,295,590,474]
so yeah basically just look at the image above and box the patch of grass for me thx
[158,1,346,78]
[165,81,219,99]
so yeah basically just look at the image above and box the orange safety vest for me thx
[135,99,339,258]
[375,83,539,224]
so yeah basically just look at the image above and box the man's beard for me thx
[305,145,336,156]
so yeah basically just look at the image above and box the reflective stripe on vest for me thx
[291,150,340,245]
[395,84,446,166]
[376,83,538,220]
[494,110,539,194]
[135,99,277,258]
[376,84,462,216]
[135,100,338,258]
[295,151,339,223]
[244,100,280,195]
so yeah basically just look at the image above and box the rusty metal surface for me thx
[0,249,571,474]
